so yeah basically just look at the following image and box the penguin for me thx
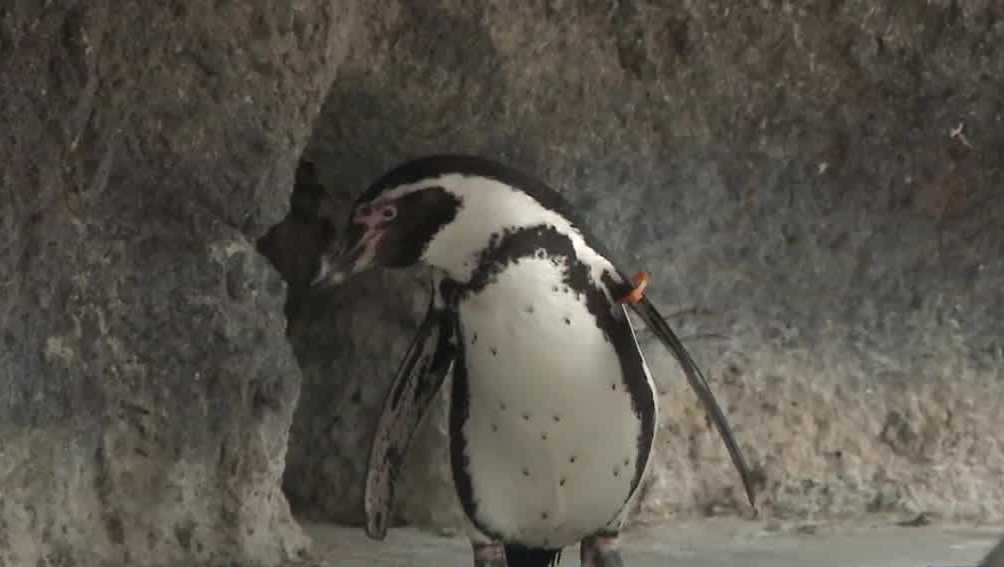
[311,155,756,567]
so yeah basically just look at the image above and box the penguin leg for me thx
[580,532,624,567]
[471,541,506,567]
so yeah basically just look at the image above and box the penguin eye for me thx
[381,206,397,221]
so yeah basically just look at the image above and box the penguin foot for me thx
[472,541,506,567]
[580,532,624,567]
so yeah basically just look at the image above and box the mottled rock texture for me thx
[266,0,1004,532]
[0,1,353,566]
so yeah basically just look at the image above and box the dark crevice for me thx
[256,159,337,323]
[256,157,343,519]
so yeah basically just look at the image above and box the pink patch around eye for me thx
[353,201,396,228]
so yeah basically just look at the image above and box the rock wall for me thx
[0,2,353,566]
[3,2,1002,565]
[269,0,1004,531]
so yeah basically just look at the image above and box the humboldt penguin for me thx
[312,155,755,566]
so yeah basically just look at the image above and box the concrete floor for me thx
[298,519,1003,567]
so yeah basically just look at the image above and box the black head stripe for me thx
[376,186,461,268]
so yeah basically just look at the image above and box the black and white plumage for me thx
[312,155,755,567]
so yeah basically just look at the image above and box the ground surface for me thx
[299,519,1003,567]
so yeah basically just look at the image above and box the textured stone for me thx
[267,0,1004,532]
[0,1,354,566]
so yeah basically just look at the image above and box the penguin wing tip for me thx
[744,487,760,517]
[363,493,390,541]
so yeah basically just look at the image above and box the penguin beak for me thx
[310,228,384,289]
[310,252,354,289]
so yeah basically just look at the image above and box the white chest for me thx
[453,257,656,548]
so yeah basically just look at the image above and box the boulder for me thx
[0,1,354,565]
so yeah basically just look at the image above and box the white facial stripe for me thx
[380,180,437,202]
[377,173,620,295]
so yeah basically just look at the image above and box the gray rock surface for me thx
[0,2,354,566]
[269,0,1004,532]
[3,2,1002,566]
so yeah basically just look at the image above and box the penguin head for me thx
[310,154,619,288]
[311,183,461,288]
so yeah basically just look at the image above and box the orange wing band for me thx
[617,271,650,304]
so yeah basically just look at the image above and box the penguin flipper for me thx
[364,286,457,540]
[628,296,757,510]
